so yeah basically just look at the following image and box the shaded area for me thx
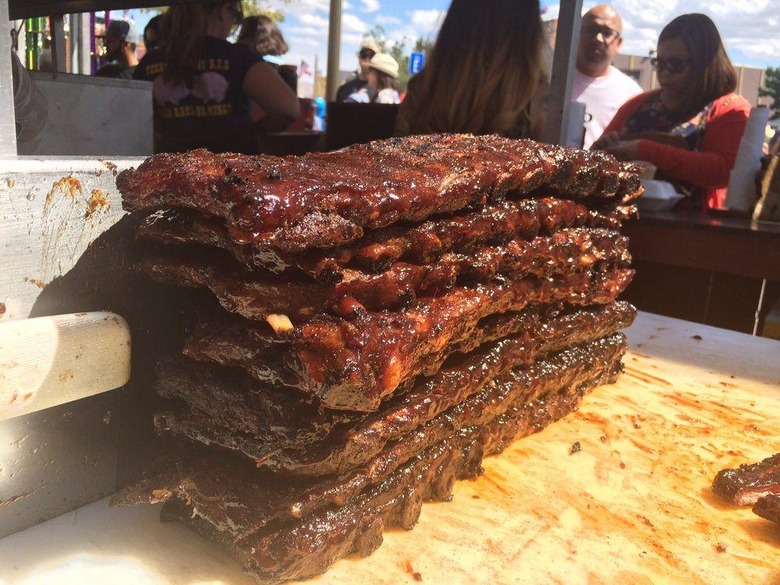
[1,215,205,537]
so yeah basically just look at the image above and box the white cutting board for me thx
[0,312,777,585]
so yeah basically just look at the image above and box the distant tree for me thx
[364,25,387,51]
[240,1,287,21]
[138,3,286,21]
[760,66,780,119]
[413,37,434,54]
[364,25,434,93]
[389,40,410,91]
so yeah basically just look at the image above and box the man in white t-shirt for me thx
[573,4,642,149]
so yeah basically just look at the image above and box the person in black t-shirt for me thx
[133,2,299,154]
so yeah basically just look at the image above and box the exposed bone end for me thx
[266,313,294,334]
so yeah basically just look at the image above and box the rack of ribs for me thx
[136,197,627,276]
[114,133,643,583]
[117,134,640,253]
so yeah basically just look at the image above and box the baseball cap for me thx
[368,53,399,78]
[99,20,140,45]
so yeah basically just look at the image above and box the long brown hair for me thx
[160,2,224,87]
[396,0,547,137]
[371,70,396,99]
[658,13,737,112]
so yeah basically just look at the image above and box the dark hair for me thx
[238,15,289,56]
[161,2,229,86]
[658,13,736,111]
[368,69,397,102]
[144,14,163,50]
[237,15,260,42]
[396,0,546,137]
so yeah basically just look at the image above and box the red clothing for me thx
[602,90,751,210]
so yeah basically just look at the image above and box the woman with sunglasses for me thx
[593,13,750,211]
[133,2,299,154]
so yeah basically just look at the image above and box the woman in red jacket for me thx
[593,13,750,211]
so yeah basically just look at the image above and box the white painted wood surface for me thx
[0,311,131,421]
[0,156,143,321]
[0,0,16,155]
[543,0,584,146]
[27,73,153,157]
[0,156,144,538]
[0,312,777,584]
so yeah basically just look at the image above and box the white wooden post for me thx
[542,0,583,146]
[0,0,18,155]
[72,12,91,75]
[50,12,66,72]
[325,0,342,101]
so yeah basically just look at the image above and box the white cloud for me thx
[270,0,778,82]
[288,26,326,38]
[410,9,446,33]
[342,32,368,46]
[376,15,402,25]
[541,6,559,23]
[298,13,329,29]
[377,8,445,52]
[265,1,451,72]
[341,13,371,34]
[608,0,780,67]
[361,0,380,13]
[288,36,321,49]
[267,0,329,17]
[272,0,776,86]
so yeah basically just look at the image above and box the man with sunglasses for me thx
[572,4,641,149]
[335,40,380,102]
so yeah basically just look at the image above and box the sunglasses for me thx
[650,57,690,74]
[581,25,620,44]
[358,49,375,60]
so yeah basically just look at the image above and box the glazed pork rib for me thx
[753,495,780,525]
[137,198,630,277]
[117,333,625,545]
[117,134,641,254]
[160,335,627,478]
[712,453,780,505]
[160,304,635,475]
[137,227,631,318]
[182,300,634,399]
[154,264,631,411]
[284,266,632,411]
[116,335,625,585]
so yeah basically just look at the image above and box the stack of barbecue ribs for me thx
[113,134,642,582]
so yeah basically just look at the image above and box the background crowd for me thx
[98,0,753,212]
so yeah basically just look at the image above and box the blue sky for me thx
[123,0,780,75]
